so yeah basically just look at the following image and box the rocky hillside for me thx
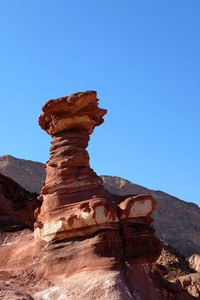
[0,155,199,258]
[0,155,46,193]
[157,240,200,298]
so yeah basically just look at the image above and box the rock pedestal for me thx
[0,91,191,299]
[34,91,116,242]
[34,91,158,249]
[33,91,182,299]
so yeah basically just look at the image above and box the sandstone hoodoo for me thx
[1,91,197,299]
[34,90,116,242]
[34,91,158,249]
[32,91,183,299]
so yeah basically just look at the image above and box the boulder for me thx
[189,254,200,273]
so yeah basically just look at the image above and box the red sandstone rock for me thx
[0,91,191,299]
[32,91,183,299]
[35,92,109,225]
[34,91,159,249]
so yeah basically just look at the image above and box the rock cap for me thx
[38,91,107,135]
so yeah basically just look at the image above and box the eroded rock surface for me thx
[102,175,200,258]
[32,91,183,299]
[34,91,157,247]
[0,91,197,299]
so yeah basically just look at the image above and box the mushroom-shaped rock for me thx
[34,90,161,270]
[0,91,184,300]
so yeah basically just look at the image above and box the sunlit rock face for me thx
[34,91,157,248]
[32,91,183,299]
[34,91,114,243]
[189,254,200,273]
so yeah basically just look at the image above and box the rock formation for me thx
[34,91,158,246]
[0,175,197,299]
[31,91,184,299]
[0,91,198,299]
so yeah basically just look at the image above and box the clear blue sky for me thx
[0,1,199,206]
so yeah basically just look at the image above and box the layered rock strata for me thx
[32,91,184,299]
[0,175,196,299]
[34,91,158,247]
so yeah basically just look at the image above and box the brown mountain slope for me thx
[0,155,46,193]
[157,240,200,299]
